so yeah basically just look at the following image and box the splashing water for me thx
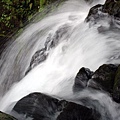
[0,0,120,119]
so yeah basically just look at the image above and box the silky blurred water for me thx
[0,0,120,120]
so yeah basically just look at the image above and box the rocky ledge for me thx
[9,64,120,120]
[73,64,120,103]
[11,92,99,120]
[86,0,120,30]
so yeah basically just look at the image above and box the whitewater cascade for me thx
[0,0,120,120]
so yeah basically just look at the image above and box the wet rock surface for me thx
[12,93,98,120]
[91,64,118,93]
[12,93,67,120]
[74,64,120,103]
[113,65,120,102]
[85,4,105,23]
[73,67,93,92]
[57,102,98,120]
[86,0,120,30]
[103,0,120,18]
[26,24,70,74]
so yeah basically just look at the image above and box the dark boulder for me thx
[57,102,98,120]
[74,64,120,103]
[86,0,120,29]
[103,0,120,18]
[103,0,120,29]
[12,92,98,120]
[12,93,67,120]
[91,64,118,93]
[73,67,93,92]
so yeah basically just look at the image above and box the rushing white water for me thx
[69,89,120,120]
[0,0,120,119]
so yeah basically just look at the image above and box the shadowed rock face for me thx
[73,64,120,103]
[86,0,120,19]
[103,0,120,18]
[73,67,93,92]
[12,93,98,120]
[86,0,120,30]
[91,64,118,93]
[113,65,120,102]
[57,102,98,120]
[12,93,67,120]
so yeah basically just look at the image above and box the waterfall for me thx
[0,0,120,119]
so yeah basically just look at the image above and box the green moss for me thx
[0,0,66,40]
[0,111,17,120]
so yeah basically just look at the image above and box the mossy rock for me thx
[0,111,17,120]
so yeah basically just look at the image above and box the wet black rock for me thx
[74,64,120,103]
[103,0,120,18]
[12,93,67,120]
[73,64,118,93]
[73,67,93,92]
[91,64,118,93]
[113,65,120,103]
[86,0,120,29]
[57,102,98,120]
[26,48,48,74]
[12,92,98,120]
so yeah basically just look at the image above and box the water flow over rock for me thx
[11,92,98,120]
[1,0,120,120]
